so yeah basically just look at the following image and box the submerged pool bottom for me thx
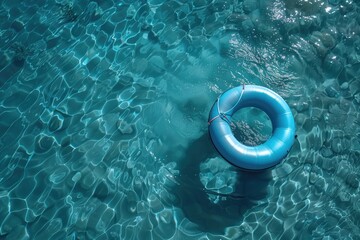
[1,0,360,239]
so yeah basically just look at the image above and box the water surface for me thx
[1,0,360,239]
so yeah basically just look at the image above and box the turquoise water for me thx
[1,0,360,239]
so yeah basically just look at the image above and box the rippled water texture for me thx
[1,0,360,239]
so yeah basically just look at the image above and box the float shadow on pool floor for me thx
[170,134,272,234]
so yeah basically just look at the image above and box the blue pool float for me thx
[208,85,296,170]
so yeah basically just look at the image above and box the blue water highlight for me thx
[1,0,360,239]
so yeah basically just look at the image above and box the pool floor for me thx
[1,0,360,239]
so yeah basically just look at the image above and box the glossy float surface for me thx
[208,85,296,170]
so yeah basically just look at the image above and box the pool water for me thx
[1,0,360,239]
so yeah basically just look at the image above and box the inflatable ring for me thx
[208,85,296,170]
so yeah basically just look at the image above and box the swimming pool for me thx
[0,0,359,239]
